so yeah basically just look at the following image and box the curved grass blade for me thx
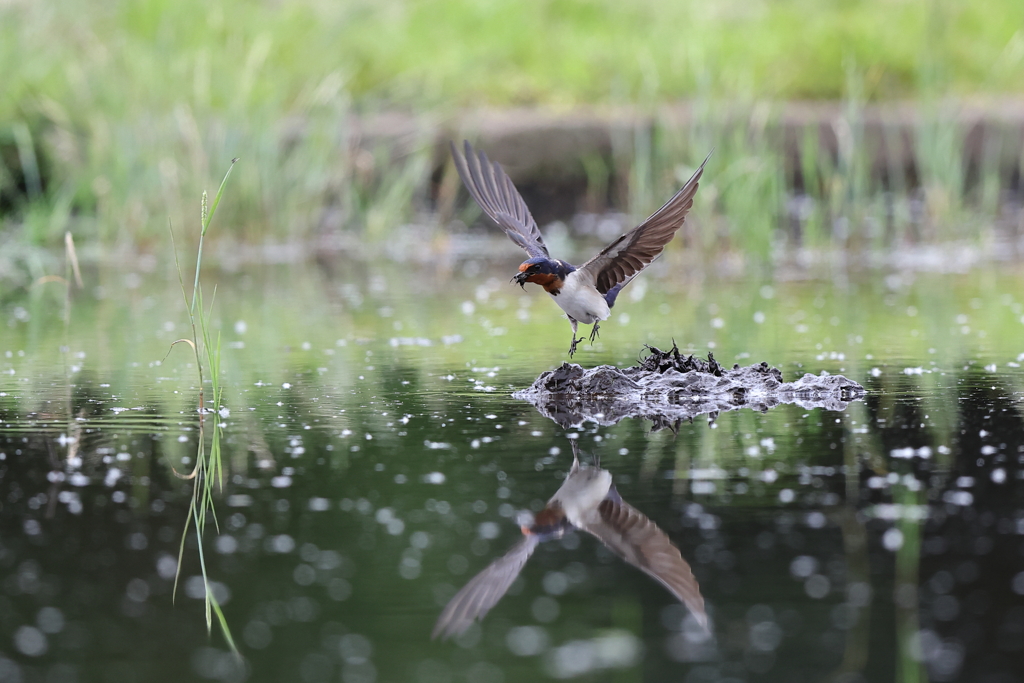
[166,158,239,656]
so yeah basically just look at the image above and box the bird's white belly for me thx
[551,468,613,528]
[550,271,610,324]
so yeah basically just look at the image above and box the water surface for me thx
[2,255,1024,682]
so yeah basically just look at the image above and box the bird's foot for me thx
[588,322,601,343]
[568,335,585,357]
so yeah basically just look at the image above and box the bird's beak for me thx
[512,272,529,289]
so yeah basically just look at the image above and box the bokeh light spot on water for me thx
[289,596,319,622]
[544,631,641,678]
[308,496,330,510]
[789,555,817,579]
[409,531,431,550]
[749,620,783,652]
[14,625,47,657]
[155,554,177,580]
[532,596,560,623]
[184,577,231,604]
[126,578,149,602]
[542,571,569,596]
[507,625,550,656]
[36,606,65,635]
[880,528,905,552]
[847,582,872,607]
[328,578,353,601]
[294,563,317,586]
[477,521,500,540]
[267,534,296,553]
[243,620,272,650]
[400,545,424,579]
[191,647,245,681]
[804,574,831,598]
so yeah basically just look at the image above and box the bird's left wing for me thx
[432,534,540,640]
[579,151,711,295]
[578,497,708,631]
[450,141,550,259]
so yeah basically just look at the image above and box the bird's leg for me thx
[588,321,601,343]
[567,318,584,357]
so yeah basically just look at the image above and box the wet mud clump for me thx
[514,343,865,430]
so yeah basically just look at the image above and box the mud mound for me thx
[513,344,865,430]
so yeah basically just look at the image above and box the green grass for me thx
[5,0,1018,114]
[168,159,238,654]
[1,0,1022,259]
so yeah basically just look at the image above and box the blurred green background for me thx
[1,0,1023,268]
[4,5,1024,680]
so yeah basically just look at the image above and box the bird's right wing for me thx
[450,140,550,259]
[579,151,711,295]
[432,534,540,640]
[579,498,708,631]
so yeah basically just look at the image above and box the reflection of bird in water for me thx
[432,440,707,639]
[451,140,711,357]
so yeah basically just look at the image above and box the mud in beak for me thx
[511,272,529,289]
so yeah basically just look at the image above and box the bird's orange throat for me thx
[522,505,568,536]
[532,506,565,528]
[524,273,563,294]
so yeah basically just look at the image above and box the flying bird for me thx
[432,441,707,639]
[451,140,711,356]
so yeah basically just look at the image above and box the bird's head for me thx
[512,258,568,290]
[519,505,568,539]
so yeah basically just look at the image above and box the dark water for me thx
[2,256,1024,683]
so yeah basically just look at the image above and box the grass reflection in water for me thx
[1,259,1024,682]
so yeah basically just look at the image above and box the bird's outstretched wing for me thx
[579,151,711,296]
[579,497,708,631]
[432,534,540,640]
[450,141,550,259]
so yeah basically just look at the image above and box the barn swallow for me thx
[432,441,707,639]
[451,141,711,356]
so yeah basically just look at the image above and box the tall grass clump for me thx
[636,87,1020,264]
[4,0,1024,258]
[625,100,785,262]
[167,158,238,653]
[29,232,85,462]
[782,61,877,253]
